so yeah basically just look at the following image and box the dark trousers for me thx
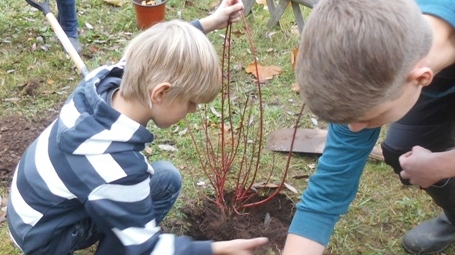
[382,67,455,221]
[27,161,181,255]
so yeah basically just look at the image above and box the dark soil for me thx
[167,193,297,255]
[0,111,58,183]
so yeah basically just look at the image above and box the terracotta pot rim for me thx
[131,0,167,7]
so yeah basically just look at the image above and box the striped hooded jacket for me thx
[7,62,212,255]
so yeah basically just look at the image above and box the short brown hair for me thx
[296,0,432,123]
[120,20,222,106]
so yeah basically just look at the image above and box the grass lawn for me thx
[1,0,453,254]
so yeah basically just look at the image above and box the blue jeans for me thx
[32,160,182,255]
[56,0,78,38]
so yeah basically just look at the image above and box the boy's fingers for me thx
[241,237,269,248]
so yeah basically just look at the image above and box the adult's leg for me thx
[56,0,82,53]
[382,73,455,254]
[149,160,182,224]
[56,0,78,38]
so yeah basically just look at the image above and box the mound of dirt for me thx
[168,192,296,255]
[0,112,58,183]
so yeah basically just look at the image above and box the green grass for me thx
[1,0,454,254]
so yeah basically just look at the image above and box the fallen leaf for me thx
[85,22,94,30]
[264,212,271,227]
[255,0,268,10]
[210,105,221,118]
[252,182,280,189]
[266,31,277,39]
[284,182,298,193]
[292,174,310,179]
[245,62,282,81]
[196,180,206,186]
[255,0,266,6]
[291,47,299,70]
[178,128,188,136]
[4,97,21,102]
[232,30,245,37]
[158,144,178,152]
[209,0,219,10]
[185,0,195,7]
[103,0,127,6]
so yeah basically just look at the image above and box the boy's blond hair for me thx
[120,20,221,106]
[296,0,432,123]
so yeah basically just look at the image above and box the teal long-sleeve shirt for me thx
[289,124,379,245]
[289,0,455,246]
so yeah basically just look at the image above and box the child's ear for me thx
[408,60,434,87]
[150,82,172,104]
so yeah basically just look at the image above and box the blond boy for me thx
[7,1,268,254]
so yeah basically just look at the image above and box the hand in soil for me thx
[211,237,268,255]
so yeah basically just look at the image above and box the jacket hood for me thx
[56,62,154,155]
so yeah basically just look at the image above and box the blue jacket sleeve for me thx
[190,20,205,33]
[288,124,380,246]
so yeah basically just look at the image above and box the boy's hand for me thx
[212,237,268,255]
[199,0,244,33]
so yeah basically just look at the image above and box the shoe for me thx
[402,213,455,254]
[67,37,82,54]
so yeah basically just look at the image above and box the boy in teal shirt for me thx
[283,0,455,254]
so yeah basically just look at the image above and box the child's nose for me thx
[348,122,368,132]
[188,104,197,113]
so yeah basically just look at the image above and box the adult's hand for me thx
[211,237,268,255]
[399,146,444,188]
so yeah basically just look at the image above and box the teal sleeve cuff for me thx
[288,207,339,246]
[288,124,380,246]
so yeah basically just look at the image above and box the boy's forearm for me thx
[283,234,325,255]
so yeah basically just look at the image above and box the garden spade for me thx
[26,0,89,78]
[266,128,384,161]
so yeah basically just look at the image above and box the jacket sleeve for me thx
[190,20,205,33]
[288,124,380,246]
[84,174,212,255]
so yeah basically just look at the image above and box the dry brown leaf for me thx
[245,62,282,81]
[252,182,280,189]
[232,30,245,37]
[291,47,299,70]
[185,0,195,7]
[255,0,267,6]
[103,0,127,6]
[292,174,310,179]
[209,0,220,9]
